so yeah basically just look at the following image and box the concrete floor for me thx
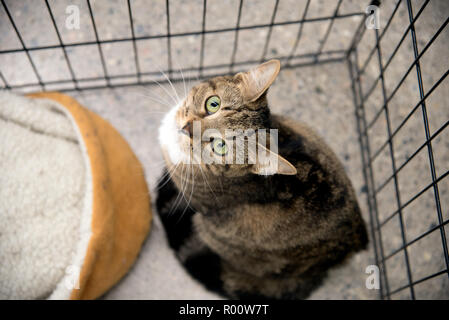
[1,0,448,299]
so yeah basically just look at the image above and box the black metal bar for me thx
[345,7,367,59]
[313,0,342,63]
[406,0,449,279]
[285,0,311,66]
[362,17,449,139]
[352,48,391,299]
[374,26,415,299]
[352,0,402,78]
[229,0,244,73]
[199,0,207,79]
[165,0,173,78]
[355,0,430,104]
[44,0,79,91]
[381,218,449,263]
[0,71,10,89]
[354,0,428,82]
[86,0,110,87]
[388,269,448,297]
[0,12,365,55]
[127,0,141,83]
[374,119,449,198]
[2,54,345,93]
[1,50,347,91]
[348,53,382,299]
[1,0,45,90]
[260,0,279,62]
[379,169,449,229]
[369,67,449,168]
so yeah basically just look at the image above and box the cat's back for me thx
[272,114,347,180]
[272,114,357,199]
[271,113,368,250]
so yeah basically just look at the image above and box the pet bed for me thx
[0,91,151,299]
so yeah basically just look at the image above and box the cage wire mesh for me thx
[0,0,448,299]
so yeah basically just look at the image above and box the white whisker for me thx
[141,95,172,108]
[175,62,188,99]
[133,87,173,108]
[177,165,196,224]
[159,69,181,103]
[157,162,180,190]
[198,165,218,202]
[151,63,181,104]
[169,164,186,214]
[153,78,179,105]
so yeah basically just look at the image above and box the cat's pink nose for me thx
[180,121,193,138]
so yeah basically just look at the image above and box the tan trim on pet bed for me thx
[27,92,152,300]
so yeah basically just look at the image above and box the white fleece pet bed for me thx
[0,92,151,299]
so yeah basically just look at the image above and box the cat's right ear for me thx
[235,59,280,103]
[250,143,297,176]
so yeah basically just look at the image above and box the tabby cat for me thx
[156,60,368,299]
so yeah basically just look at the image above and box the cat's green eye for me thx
[212,138,227,156]
[205,96,221,114]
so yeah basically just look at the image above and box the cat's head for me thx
[159,59,296,177]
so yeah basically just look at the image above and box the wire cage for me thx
[0,0,448,299]
[0,0,369,91]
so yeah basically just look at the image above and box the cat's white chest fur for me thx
[158,100,188,164]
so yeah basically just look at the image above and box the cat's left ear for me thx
[250,143,297,176]
[236,59,280,103]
